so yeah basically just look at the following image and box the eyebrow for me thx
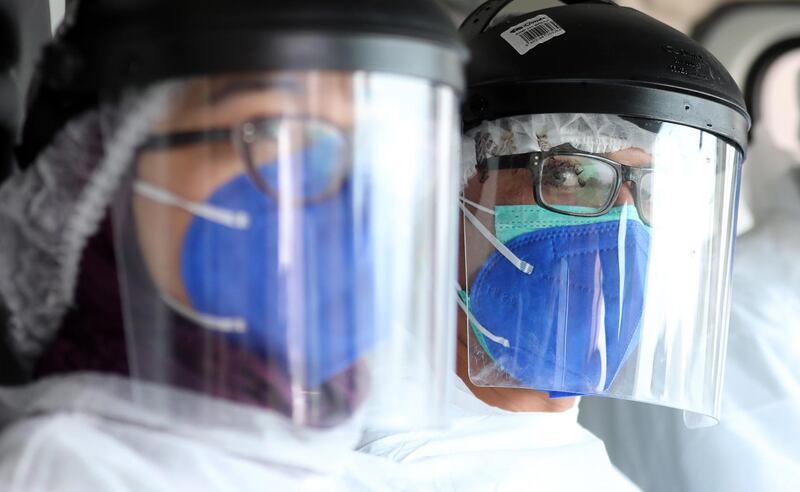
[209,78,304,105]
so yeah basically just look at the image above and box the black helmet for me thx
[460,0,750,153]
[17,0,467,168]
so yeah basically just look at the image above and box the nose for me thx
[614,182,636,206]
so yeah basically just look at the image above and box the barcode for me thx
[501,15,566,55]
[517,21,561,43]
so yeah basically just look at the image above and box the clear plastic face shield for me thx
[459,114,743,423]
[109,70,460,430]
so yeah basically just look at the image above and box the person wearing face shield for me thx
[358,1,750,490]
[0,1,466,490]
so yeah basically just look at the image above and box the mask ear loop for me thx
[134,180,251,230]
[460,196,495,216]
[132,180,250,334]
[133,180,250,333]
[162,293,248,334]
[459,198,534,275]
[455,284,510,348]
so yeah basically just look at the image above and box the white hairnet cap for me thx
[461,113,659,186]
[0,85,177,366]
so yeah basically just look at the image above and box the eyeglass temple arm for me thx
[482,152,538,171]
[138,127,234,152]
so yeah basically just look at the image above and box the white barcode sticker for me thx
[500,15,565,55]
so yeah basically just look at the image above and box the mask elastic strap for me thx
[460,196,496,216]
[134,180,251,230]
[459,200,534,275]
[455,285,510,348]
[162,293,248,334]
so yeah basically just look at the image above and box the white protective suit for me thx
[578,125,800,492]
[359,373,639,492]
[0,373,403,492]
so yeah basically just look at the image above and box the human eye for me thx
[542,158,587,189]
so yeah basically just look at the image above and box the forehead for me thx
[153,71,355,132]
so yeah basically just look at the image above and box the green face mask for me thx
[494,203,647,244]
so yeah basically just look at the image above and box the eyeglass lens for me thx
[245,119,349,201]
[538,155,652,224]
[539,155,618,213]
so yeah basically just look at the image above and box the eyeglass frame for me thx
[137,115,352,204]
[478,144,654,226]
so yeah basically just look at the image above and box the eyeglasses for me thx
[139,116,351,203]
[480,145,654,225]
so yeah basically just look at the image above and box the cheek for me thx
[138,145,244,202]
[494,170,535,205]
[133,193,193,305]
[133,147,245,305]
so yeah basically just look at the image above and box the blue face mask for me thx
[135,142,375,389]
[459,200,651,396]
